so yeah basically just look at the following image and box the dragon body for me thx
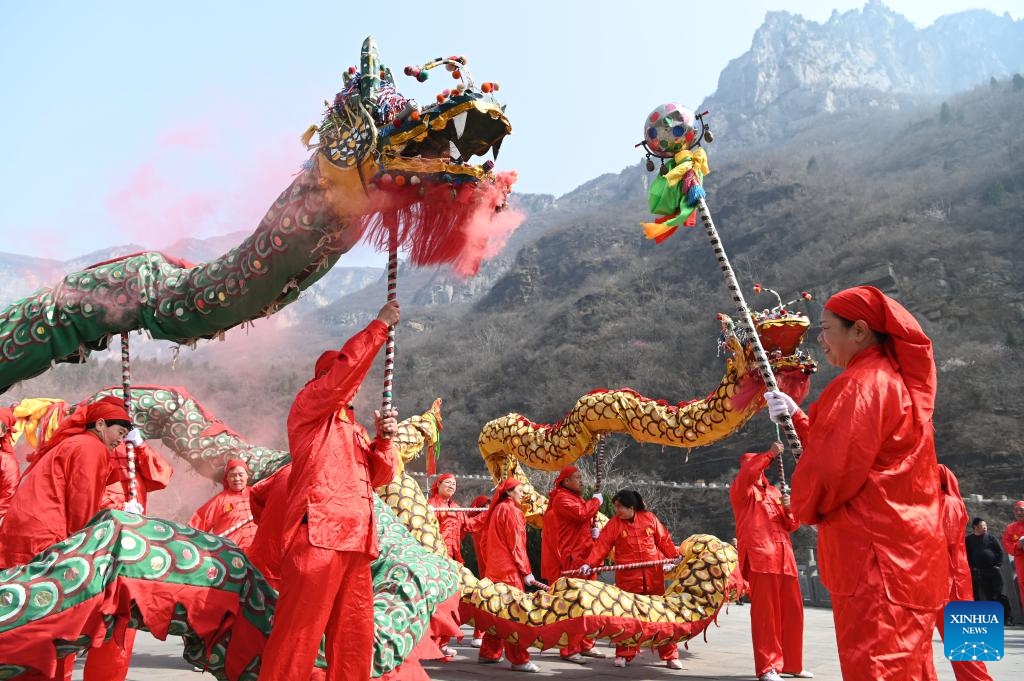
[477,312,816,523]
[0,37,515,394]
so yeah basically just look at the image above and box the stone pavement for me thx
[73,605,1023,680]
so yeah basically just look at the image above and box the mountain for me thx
[703,1,1024,147]
[3,5,1023,538]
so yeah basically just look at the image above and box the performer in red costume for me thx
[84,429,174,681]
[766,285,948,681]
[427,472,481,658]
[729,442,811,681]
[429,473,467,563]
[540,465,606,663]
[189,458,256,550]
[257,301,400,681]
[1002,500,1024,616]
[0,396,131,681]
[466,494,490,647]
[582,489,683,670]
[477,478,541,673]
[0,396,131,568]
[0,408,20,527]
[936,465,993,681]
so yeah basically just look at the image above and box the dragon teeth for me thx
[452,111,468,139]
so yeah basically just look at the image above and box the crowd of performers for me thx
[0,287,1020,681]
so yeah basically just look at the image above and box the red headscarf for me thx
[430,473,456,497]
[825,286,936,424]
[936,464,962,499]
[1015,500,1024,510]
[25,396,131,471]
[491,477,522,505]
[549,465,578,495]
[222,458,250,489]
[470,494,489,508]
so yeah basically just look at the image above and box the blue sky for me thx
[0,1,1019,267]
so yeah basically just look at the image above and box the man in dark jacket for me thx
[965,517,1013,623]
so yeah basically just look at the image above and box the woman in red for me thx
[936,465,993,681]
[466,494,490,647]
[189,458,256,550]
[766,285,948,681]
[729,442,810,681]
[85,429,174,681]
[540,465,606,663]
[582,489,682,670]
[1002,501,1024,617]
[429,473,466,563]
[0,407,20,528]
[477,478,541,673]
[428,472,464,658]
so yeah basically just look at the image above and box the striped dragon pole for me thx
[591,434,606,532]
[119,332,139,507]
[694,197,802,492]
[562,556,680,576]
[381,218,399,431]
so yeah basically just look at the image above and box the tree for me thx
[806,156,819,174]
[940,101,953,125]
[1014,73,1024,92]
[990,76,999,90]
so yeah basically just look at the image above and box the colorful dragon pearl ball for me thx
[643,103,697,158]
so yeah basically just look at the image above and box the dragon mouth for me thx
[381,93,511,180]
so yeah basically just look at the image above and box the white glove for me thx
[524,573,536,587]
[663,559,680,573]
[590,526,601,539]
[764,391,799,425]
[592,492,603,505]
[580,564,592,576]
[124,428,144,446]
[123,499,144,514]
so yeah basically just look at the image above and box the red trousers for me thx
[84,628,137,681]
[561,634,595,658]
[747,572,804,676]
[831,554,937,681]
[935,607,993,681]
[616,640,678,661]
[479,633,530,665]
[258,530,374,681]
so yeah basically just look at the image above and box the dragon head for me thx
[308,37,518,271]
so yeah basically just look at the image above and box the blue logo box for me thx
[944,601,1004,662]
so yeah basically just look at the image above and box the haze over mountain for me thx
[2,3,1021,537]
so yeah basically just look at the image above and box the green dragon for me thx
[0,36,514,394]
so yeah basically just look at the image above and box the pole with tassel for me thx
[381,217,399,434]
[119,332,140,510]
[694,197,802,492]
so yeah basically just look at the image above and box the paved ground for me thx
[72,605,1023,680]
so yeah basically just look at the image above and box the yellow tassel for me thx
[642,222,674,240]
[300,124,318,148]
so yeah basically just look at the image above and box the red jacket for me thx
[937,466,973,601]
[586,510,679,595]
[0,450,19,526]
[281,320,397,556]
[0,432,110,568]
[730,450,799,577]
[189,488,256,549]
[1002,520,1024,562]
[482,498,531,588]
[102,442,173,512]
[790,345,947,609]
[247,464,291,589]
[541,486,600,581]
